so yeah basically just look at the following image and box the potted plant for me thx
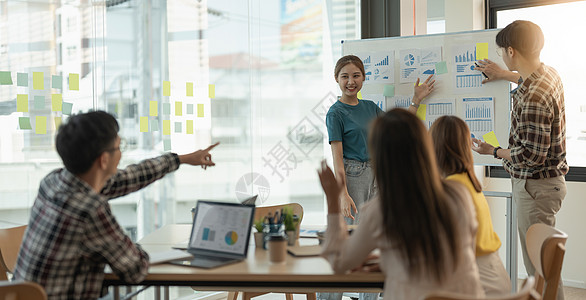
[282,207,298,246]
[253,219,265,248]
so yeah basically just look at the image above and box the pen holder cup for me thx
[267,234,287,263]
[262,224,285,250]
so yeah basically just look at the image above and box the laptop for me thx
[170,200,255,269]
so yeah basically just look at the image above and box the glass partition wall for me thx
[0,0,360,240]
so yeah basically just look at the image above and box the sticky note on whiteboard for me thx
[140,117,148,132]
[483,131,500,147]
[416,104,427,121]
[476,43,489,60]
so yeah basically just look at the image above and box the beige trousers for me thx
[477,251,511,296]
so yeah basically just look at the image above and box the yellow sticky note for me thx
[208,84,215,98]
[175,101,182,116]
[357,91,362,99]
[149,101,158,116]
[416,104,427,121]
[186,120,194,134]
[51,94,62,112]
[483,131,500,147]
[476,43,489,60]
[54,117,62,130]
[140,117,148,132]
[33,72,44,90]
[35,116,47,134]
[17,94,28,112]
[197,104,204,117]
[163,120,170,135]
[186,82,193,96]
[163,81,170,96]
[69,73,79,90]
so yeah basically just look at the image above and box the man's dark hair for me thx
[56,111,119,175]
[496,20,544,59]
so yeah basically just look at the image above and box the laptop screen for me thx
[189,201,255,256]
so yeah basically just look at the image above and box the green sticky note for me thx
[17,94,29,112]
[483,131,500,147]
[383,85,395,97]
[187,104,194,114]
[69,73,79,90]
[175,101,182,116]
[357,91,362,99]
[19,117,32,129]
[35,116,47,134]
[163,120,170,135]
[163,103,170,115]
[33,72,44,90]
[416,104,427,121]
[151,119,159,131]
[0,71,13,85]
[163,139,171,151]
[52,75,62,89]
[149,101,158,116]
[54,117,62,130]
[476,43,489,60]
[208,84,215,98]
[52,94,62,111]
[186,120,194,134]
[17,73,28,87]
[435,61,448,75]
[186,82,193,96]
[174,121,182,133]
[34,96,45,110]
[163,81,170,96]
[140,117,148,132]
[197,104,204,117]
[62,102,73,115]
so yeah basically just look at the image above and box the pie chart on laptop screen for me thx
[225,231,238,245]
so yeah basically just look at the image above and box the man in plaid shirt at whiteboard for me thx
[14,111,218,299]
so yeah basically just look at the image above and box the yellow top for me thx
[447,173,501,256]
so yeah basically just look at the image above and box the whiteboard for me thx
[342,29,511,166]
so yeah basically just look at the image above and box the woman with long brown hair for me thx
[430,115,511,296]
[318,109,483,300]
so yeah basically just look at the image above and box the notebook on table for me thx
[169,200,255,269]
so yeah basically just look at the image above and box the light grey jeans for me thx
[317,159,378,300]
[512,176,566,300]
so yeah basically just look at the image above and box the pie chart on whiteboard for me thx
[235,172,270,204]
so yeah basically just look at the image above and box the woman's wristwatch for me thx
[410,102,420,108]
[493,146,502,159]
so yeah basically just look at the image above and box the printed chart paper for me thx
[462,97,495,139]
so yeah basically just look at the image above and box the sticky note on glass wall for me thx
[33,72,44,90]
[163,120,170,135]
[186,82,193,96]
[151,119,159,131]
[54,117,62,130]
[34,96,45,110]
[186,120,193,134]
[416,104,427,121]
[435,61,448,75]
[140,117,148,132]
[483,131,500,147]
[19,117,32,129]
[197,104,204,117]
[52,75,62,89]
[187,104,194,114]
[149,101,158,116]
[163,103,170,115]
[17,94,29,112]
[69,73,79,90]
[357,91,362,99]
[17,73,28,87]
[476,43,489,60]
[0,71,12,85]
[174,122,182,133]
[163,139,171,151]
[208,84,215,98]
[175,101,182,116]
[163,81,170,96]
[35,116,47,134]
[383,85,395,97]
[62,102,73,115]
[52,94,62,111]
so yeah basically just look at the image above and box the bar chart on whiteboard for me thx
[462,97,495,139]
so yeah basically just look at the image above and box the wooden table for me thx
[104,224,384,299]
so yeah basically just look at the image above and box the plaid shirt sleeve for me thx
[100,152,180,199]
[84,199,149,283]
[509,92,553,168]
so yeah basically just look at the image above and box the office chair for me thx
[0,225,27,280]
[0,280,47,300]
[425,276,540,300]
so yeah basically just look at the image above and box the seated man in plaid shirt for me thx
[14,110,219,300]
